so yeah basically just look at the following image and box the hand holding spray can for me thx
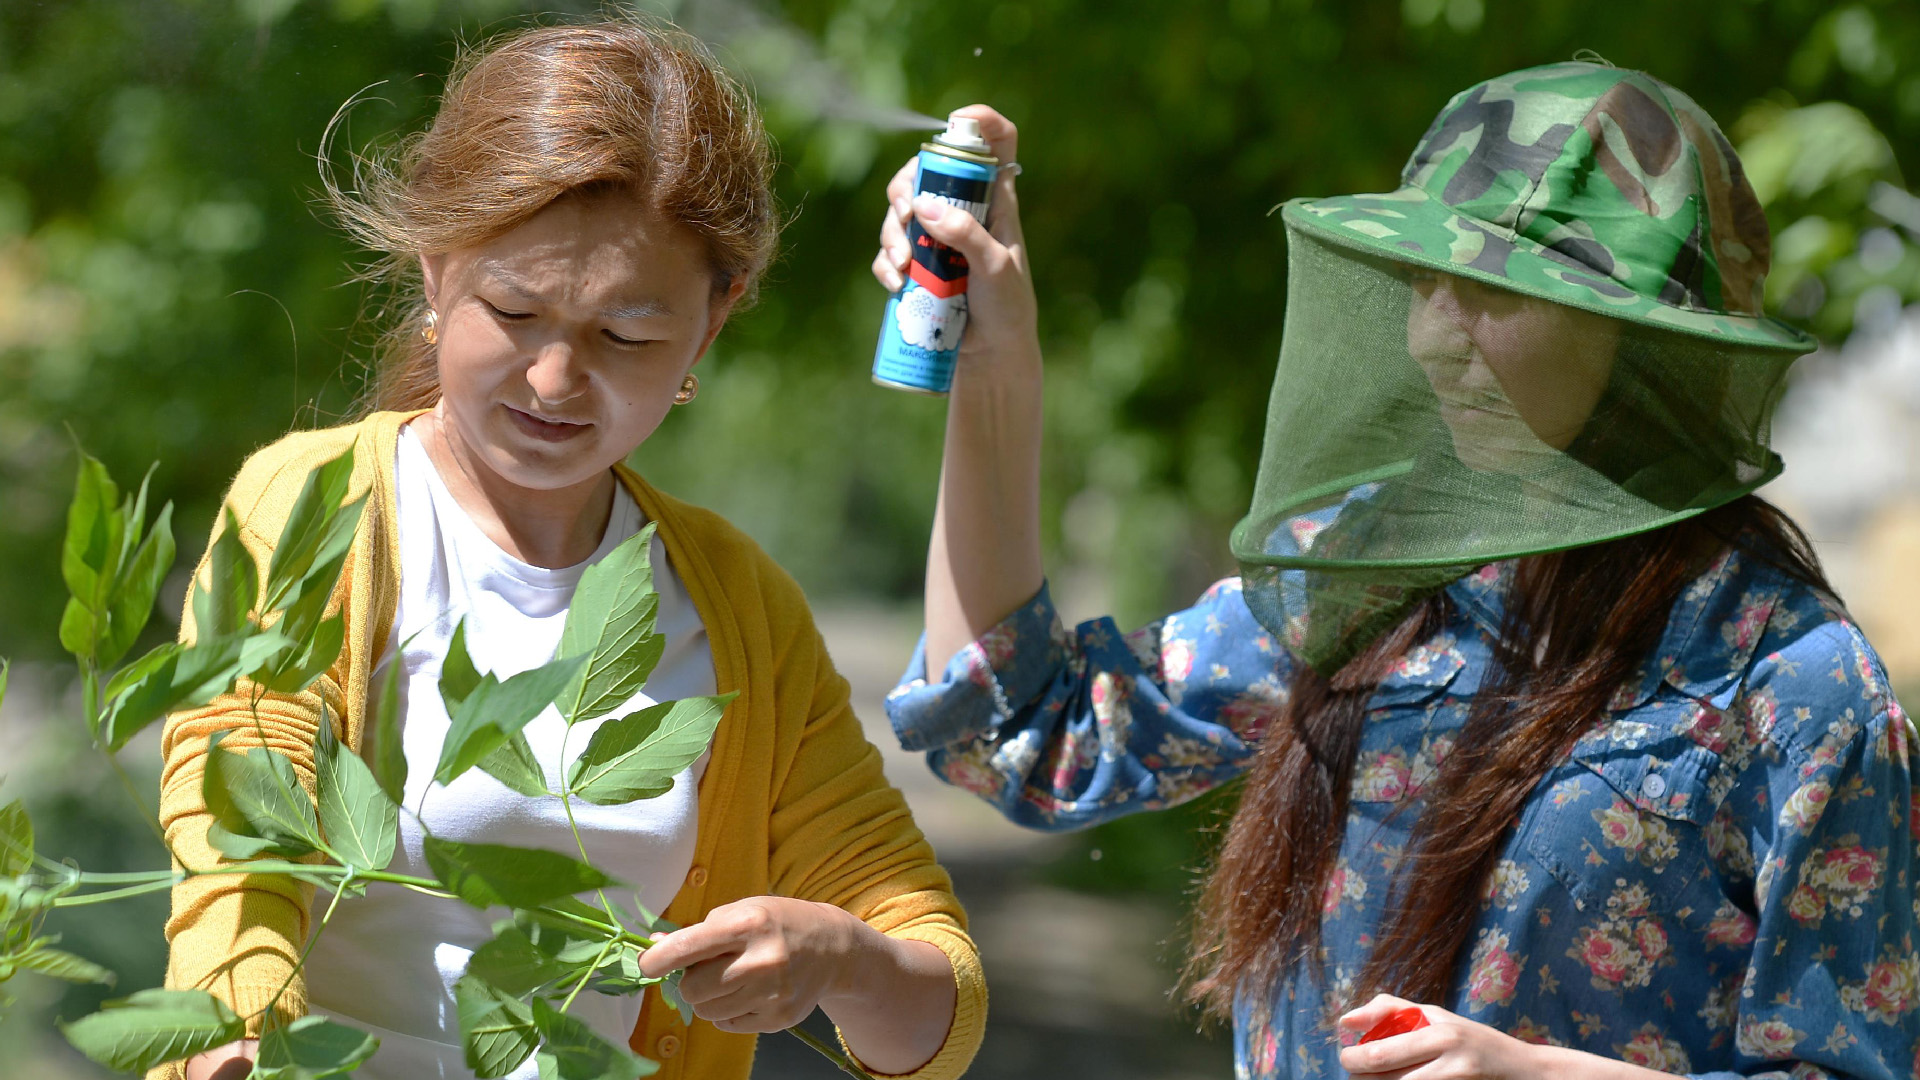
[872,114,999,395]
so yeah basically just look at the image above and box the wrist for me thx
[818,904,898,1010]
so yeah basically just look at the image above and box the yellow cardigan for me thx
[155,410,985,1080]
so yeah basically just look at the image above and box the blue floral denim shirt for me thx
[886,553,1920,1079]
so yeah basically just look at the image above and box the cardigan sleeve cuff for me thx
[834,924,987,1080]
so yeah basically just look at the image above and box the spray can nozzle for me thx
[934,114,991,154]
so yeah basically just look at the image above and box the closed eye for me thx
[480,298,533,321]
[603,329,661,347]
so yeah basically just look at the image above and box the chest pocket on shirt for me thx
[1516,696,1730,925]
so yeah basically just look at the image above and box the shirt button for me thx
[656,1034,682,1058]
[1641,773,1667,799]
[688,866,709,888]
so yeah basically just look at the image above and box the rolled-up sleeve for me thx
[885,577,1291,831]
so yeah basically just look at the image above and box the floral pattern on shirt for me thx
[887,552,1920,1079]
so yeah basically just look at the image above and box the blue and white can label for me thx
[872,147,997,395]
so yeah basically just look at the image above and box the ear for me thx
[419,253,446,309]
[690,275,749,367]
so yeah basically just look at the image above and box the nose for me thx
[525,340,587,406]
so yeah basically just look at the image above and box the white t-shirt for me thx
[302,426,713,1079]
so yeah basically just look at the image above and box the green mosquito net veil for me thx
[1231,218,1799,675]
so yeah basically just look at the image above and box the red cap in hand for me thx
[1360,1007,1430,1044]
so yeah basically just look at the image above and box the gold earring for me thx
[673,373,699,405]
[422,309,439,346]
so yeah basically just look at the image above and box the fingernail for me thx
[894,196,911,219]
[913,195,947,221]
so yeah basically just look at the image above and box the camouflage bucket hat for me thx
[1287,61,1816,353]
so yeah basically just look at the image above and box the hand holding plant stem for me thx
[0,446,879,1080]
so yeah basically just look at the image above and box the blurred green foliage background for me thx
[2,0,1917,657]
[2,0,1919,1074]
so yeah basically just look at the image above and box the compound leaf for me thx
[17,944,116,986]
[58,988,245,1073]
[191,508,258,641]
[478,732,549,797]
[256,1014,380,1079]
[455,974,538,1080]
[530,997,656,1080]
[556,524,664,726]
[566,694,734,806]
[434,656,586,787]
[363,663,408,805]
[316,717,397,873]
[202,730,321,859]
[423,837,612,910]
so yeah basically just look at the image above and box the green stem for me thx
[79,657,99,737]
[255,870,352,1034]
[556,725,628,933]
[786,1024,879,1080]
[51,877,181,907]
[68,868,179,884]
[557,932,619,1015]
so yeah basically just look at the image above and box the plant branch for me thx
[786,1024,880,1080]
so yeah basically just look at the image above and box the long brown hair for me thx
[1185,495,1828,1017]
[325,17,779,413]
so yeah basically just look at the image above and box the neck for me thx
[414,405,617,569]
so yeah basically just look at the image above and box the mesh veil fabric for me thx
[1231,221,1800,674]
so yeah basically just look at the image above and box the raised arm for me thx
[872,104,1043,677]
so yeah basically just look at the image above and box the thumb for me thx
[912,194,1002,263]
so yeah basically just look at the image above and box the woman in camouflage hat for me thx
[876,65,1918,1079]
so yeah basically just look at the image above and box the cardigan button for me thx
[688,866,709,888]
[656,1034,682,1059]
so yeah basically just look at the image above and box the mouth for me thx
[503,405,592,443]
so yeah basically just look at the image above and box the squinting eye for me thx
[603,330,656,347]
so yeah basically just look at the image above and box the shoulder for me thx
[1738,562,1904,766]
[618,469,815,637]
[222,414,395,544]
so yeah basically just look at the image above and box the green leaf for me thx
[478,731,549,797]
[257,1014,380,1079]
[659,968,694,1028]
[364,663,408,806]
[422,837,613,910]
[172,631,294,706]
[566,694,735,806]
[440,618,482,713]
[455,973,539,1079]
[0,799,31,877]
[256,612,346,695]
[466,925,574,996]
[316,715,397,873]
[192,508,258,641]
[17,944,116,985]
[531,997,656,1080]
[433,655,587,787]
[99,632,293,752]
[100,495,175,669]
[265,447,361,609]
[60,451,121,624]
[57,987,245,1073]
[59,598,100,665]
[556,524,665,726]
[202,729,322,859]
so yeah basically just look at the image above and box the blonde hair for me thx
[328,17,778,412]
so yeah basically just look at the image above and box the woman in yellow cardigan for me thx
[162,19,982,1080]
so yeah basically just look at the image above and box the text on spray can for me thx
[873,118,998,395]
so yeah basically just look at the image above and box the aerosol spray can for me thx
[871,114,999,395]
